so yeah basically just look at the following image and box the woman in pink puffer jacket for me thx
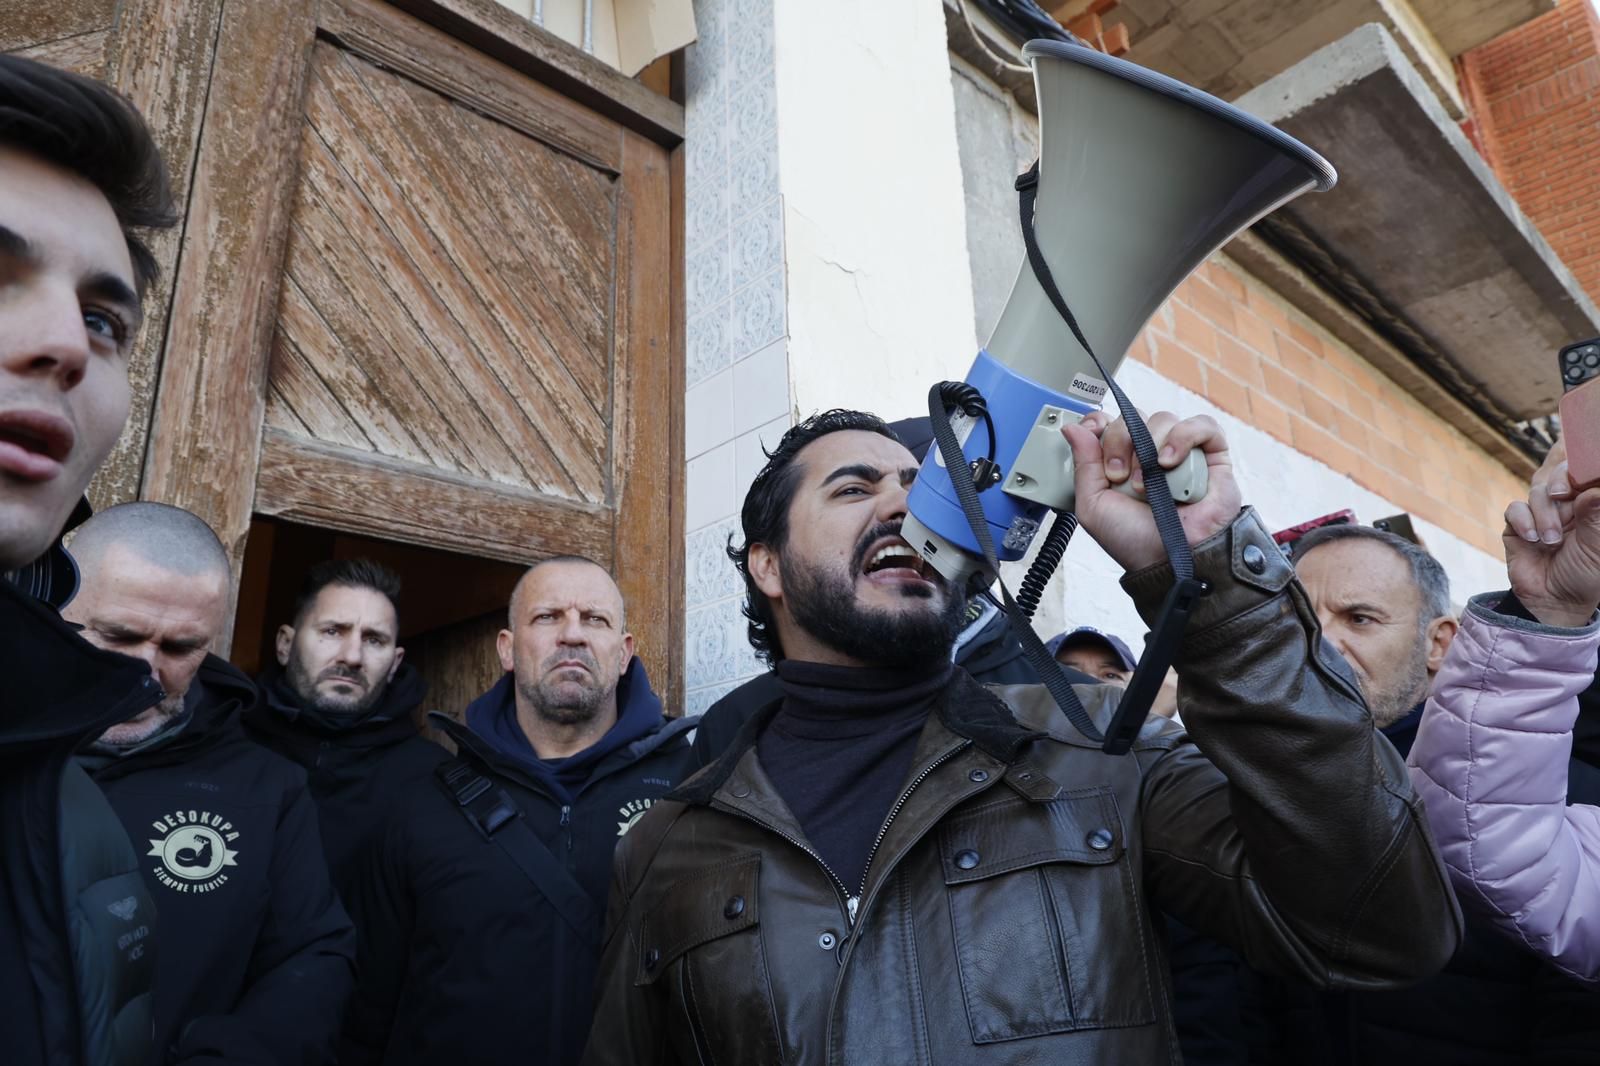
[1408,445,1600,982]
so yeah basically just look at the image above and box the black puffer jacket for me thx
[86,656,355,1066]
[243,664,446,897]
[1,578,162,1066]
[341,660,698,1066]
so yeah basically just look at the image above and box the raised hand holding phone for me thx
[1505,362,1600,626]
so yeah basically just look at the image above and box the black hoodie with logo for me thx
[84,655,356,1066]
[243,663,446,898]
[339,659,698,1066]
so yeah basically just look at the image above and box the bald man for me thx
[65,502,355,1066]
[342,556,697,1066]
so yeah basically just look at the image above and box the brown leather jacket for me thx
[582,509,1462,1065]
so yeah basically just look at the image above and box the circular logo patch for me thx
[148,810,240,894]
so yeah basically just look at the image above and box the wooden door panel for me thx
[265,39,615,503]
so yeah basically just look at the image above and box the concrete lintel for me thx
[1236,23,1600,424]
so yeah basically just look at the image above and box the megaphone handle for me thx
[1111,448,1208,503]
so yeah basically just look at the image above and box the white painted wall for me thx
[772,0,981,421]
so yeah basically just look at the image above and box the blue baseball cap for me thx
[1045,627,1138,672]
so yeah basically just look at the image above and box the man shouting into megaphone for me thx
[582,407,1460,1066]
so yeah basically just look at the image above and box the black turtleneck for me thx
[757,659,951,897]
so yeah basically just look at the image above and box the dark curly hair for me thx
[727,409,899,666]
[0,54,177,296]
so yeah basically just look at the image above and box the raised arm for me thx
[1408,442,1600,981]
[1066,411,1461,986]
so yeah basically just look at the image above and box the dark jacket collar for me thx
[251,661,428,746]
[1380,703,1426,759]
[437,659,696,797]
[672,666,1044,807]
[0,578,163,748]
[87,655,259,780]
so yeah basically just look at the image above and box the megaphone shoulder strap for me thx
[927,161,1208,756]
[1013,161,1195,584]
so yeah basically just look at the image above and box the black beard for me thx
[781,525,967,671]
[286,656,387,720]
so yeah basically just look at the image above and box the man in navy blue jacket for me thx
[65,502,355,1066]
[342,555,698,1066]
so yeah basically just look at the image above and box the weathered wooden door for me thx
[6,0,685,703]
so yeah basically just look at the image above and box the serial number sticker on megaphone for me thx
[1068,373,1108,405]
[932,409,978,468]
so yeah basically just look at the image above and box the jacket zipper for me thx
[715,804,856,924]
[850,740,972,920]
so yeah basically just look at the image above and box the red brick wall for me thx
[1128,256,1528,558]
[1459,0,1600,304]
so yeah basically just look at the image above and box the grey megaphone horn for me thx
[903,39,1337,589]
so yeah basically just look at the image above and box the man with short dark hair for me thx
[583,407,1460,1065]
[67,502,355,1066]
[0,53,178,1066]
[244,558,444,895]
[1294,523,1457,740]
[343,556,698,1066]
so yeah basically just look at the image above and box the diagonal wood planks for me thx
[266,40,619,504]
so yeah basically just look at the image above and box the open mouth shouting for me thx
[858,531,939,588]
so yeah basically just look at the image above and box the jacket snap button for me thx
[1242,544,1268,575]
[729,783,751,799]
[968,769,989,783]
[723,896,745,919]
[955,849,980,870]
[1087,828,1114,851]
[818,932,837,950]
[643,948,661,971]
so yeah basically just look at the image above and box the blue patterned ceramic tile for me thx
[686,516,743,607]
[686,233,730,312]
[730,138,778,210]
[686,175,728,255]
[731,265,785,360]
[685,603,732,687]
[729,79,777,144]
[731,29,775,85]
[731,197,782,291]
[686,298,731,387]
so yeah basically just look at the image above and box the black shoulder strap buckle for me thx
[436,758,520,838]
[432,757,600,940]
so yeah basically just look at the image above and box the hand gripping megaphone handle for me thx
[1110,445,1208,504]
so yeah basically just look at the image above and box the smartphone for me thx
[1559,339,1600,488]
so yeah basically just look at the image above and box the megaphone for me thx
[903,40,1337,590]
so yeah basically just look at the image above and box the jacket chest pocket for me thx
[939,787,1155,1044]
[634,853,781,1063]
